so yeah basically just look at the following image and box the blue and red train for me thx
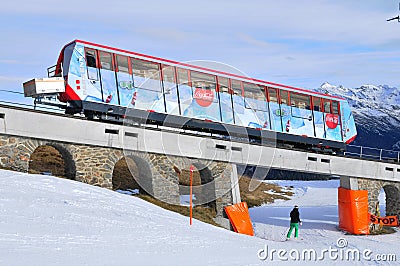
[48,40,357,152]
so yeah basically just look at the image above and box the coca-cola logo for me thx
[325,114,339,129]
[194,88,214,107]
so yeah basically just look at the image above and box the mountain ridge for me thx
[314,82,400,150]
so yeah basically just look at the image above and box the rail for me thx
[344,144,400,163]
[0,89,64,113]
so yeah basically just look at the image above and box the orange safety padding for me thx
[369,213,399,226]
[224,202,254,236]
[338,187,369,235]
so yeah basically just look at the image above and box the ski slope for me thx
[0,170,398,265]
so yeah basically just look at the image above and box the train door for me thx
[98,51,119,105]
[231,80,245,127]
[324,100,342,141]
[312,96,325,138]
[177,68,193,116]
[115,55,134,107]
[267,87,283,132]
[162,65,180,115]
[278,90,290,133]
[340,100,357,143]
[182,71,220,121]
[131,58,164,112]
[243,83,269,129]
[84,48,103,102]
[217,77,234,124]
[289,93,313,136]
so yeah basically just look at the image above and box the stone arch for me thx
[358,178,400,219]
[112,156,152,195]
[192,162,217,211]
[175,165,202,205]
[112,153,154,196]
[381,184,400,217]
[29,142,76,180]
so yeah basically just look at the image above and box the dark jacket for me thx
[290,208,301,223]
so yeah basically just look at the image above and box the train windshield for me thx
[62,43,75,78]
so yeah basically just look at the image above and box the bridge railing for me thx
[345,144,400,163]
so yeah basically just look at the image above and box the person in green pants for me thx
[286,205,302,240]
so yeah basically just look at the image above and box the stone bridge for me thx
[0,134,239,226]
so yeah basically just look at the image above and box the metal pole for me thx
[379,149,383,161]
[360,146,363,158]
[189,165,194,226]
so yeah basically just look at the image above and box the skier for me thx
[286,205,302,240]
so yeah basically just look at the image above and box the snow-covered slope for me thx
[315,83,400,150]
[0,170,264,266]
[1,170,399,265]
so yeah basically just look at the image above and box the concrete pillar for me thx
[340,176,359,190]
[230,164,241,204]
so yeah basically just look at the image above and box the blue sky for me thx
[1,0,400,104]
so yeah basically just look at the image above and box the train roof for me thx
[63,39,345,101]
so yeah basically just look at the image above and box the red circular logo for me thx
[325,114,339,129]
[193,88,214,107]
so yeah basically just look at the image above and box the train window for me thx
[332,101,339,114]
[177,68,189,85]
[116,55,129,73]
[280,90,289,105]
[313,97,321,111]
[191,71,217,103]
[85,49,97,68]
[244,83,267,112]
[218,77,229,94]
[243,82,266,101]
[323,100,332,113]
[268,87,278,102]
[99,51,113,71]
[131,58,161,91]
[162,65,179,114]
[190,71,216,91]
[162,65,176,84]
[231,80,243,96]
[176,68,191,111]
[291,93,310,109]
[131,58,160,79]
[162,65,177,94]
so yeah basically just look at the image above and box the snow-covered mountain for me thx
[315,82,400,150]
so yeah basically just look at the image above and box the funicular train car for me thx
[25,40,357,153]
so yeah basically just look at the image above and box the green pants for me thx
[286,222,299,238]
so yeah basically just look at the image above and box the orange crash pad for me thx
[224,202,254,236]
[338,187,369,235]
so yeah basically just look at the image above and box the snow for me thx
[0,170,399,265]
[180,194,197,206]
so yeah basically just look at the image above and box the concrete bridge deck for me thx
[1,105,399,182]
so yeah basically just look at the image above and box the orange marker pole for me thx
[190,165,194,226]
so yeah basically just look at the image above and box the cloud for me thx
[0,76,27,82]
[1,0,400,91]
[2,1,397,47]
[0,59,41,66]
